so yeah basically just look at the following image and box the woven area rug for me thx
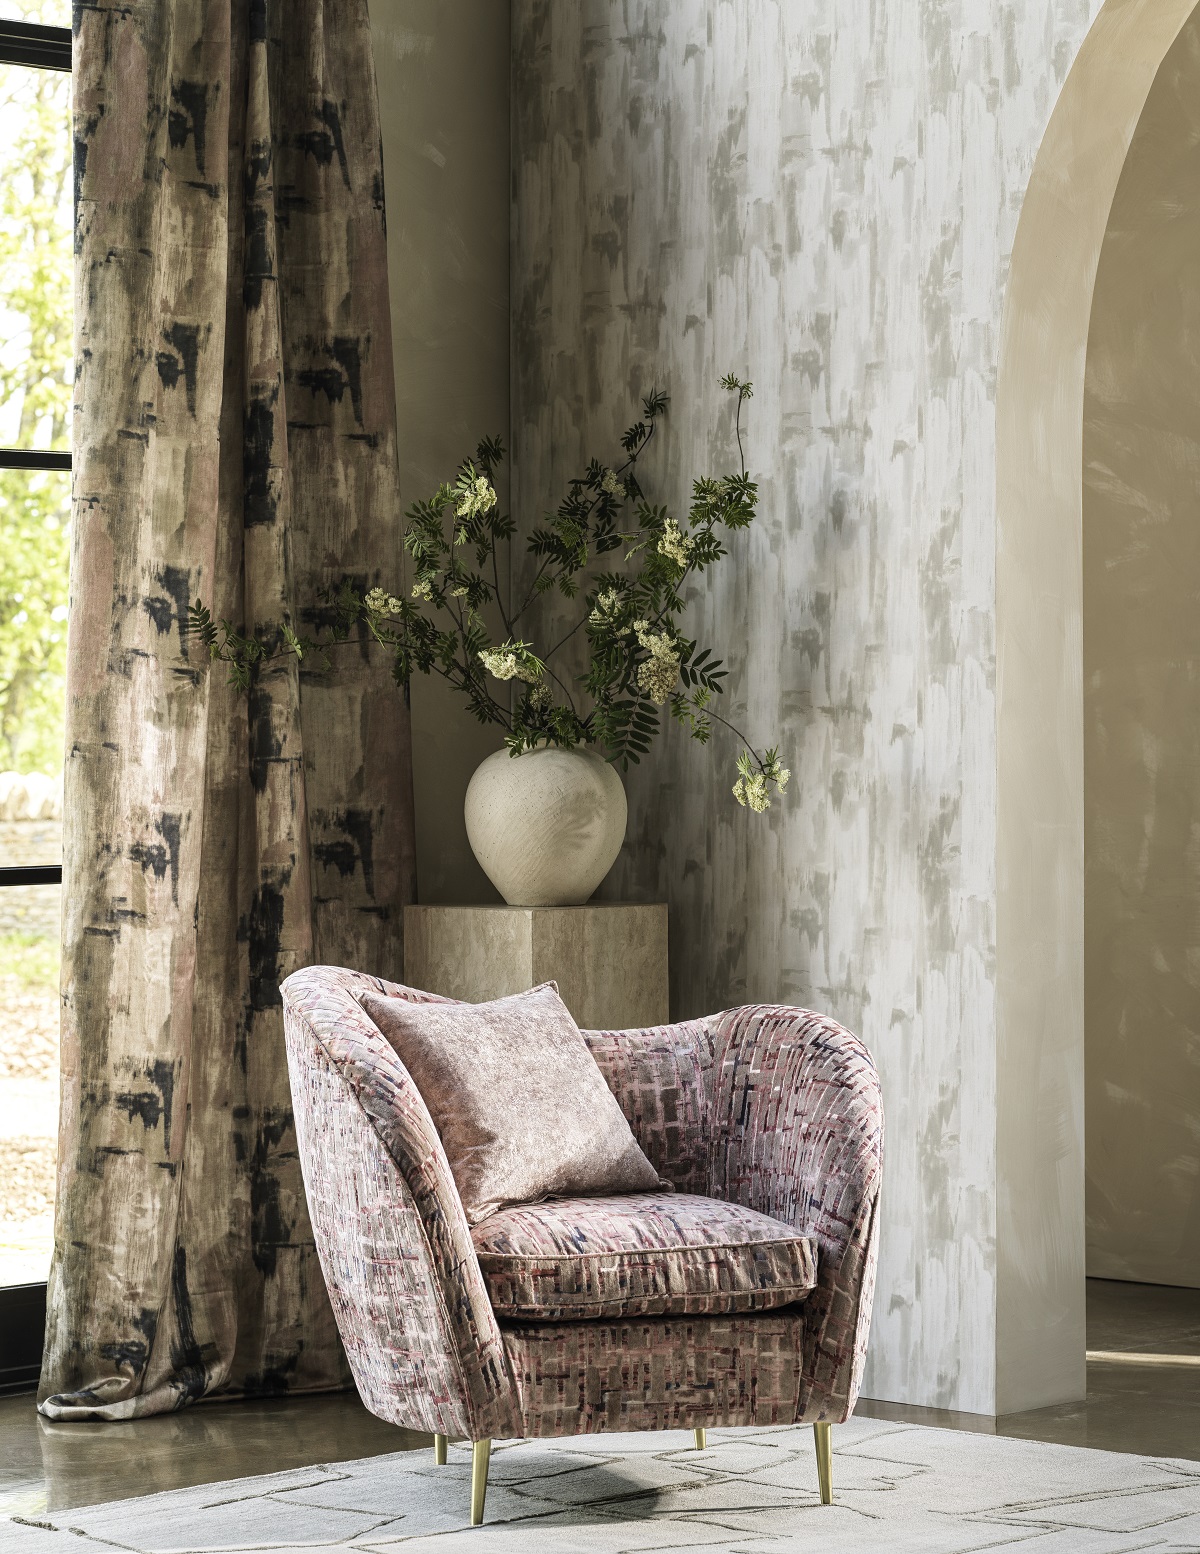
[5,1416,1200,1553]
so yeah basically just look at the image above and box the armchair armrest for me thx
[712,1005,884,1422]
[280,965,518,1440]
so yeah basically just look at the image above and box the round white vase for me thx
[464,745,628,907]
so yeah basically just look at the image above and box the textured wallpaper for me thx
[511,0,1101,1411]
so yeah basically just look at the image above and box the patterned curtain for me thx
[37,0,415,1418]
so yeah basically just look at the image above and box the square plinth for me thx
[402,903,668,1030]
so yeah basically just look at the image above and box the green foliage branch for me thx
[192,376,788,812]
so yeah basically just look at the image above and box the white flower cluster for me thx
[733,751,790,812]
[411,578,434,602]
[589,587,624,625]
[479,646,541,683]
[657,517,693,568]
[364,587,403,616]
[634,621,681,705]
[733,770,771,812]
[766,754,790,791]
[527,682,553,711]
[456,475,497,519]
[600,468,627,499]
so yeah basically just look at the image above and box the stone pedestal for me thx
[402,903,668,1030]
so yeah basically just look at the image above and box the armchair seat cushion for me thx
[472,1192,817,1321]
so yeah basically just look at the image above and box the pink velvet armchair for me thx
[281,965,884,1526]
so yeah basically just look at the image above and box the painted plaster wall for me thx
[1083,9,1200,1289]
[511,0,1101,1413]
[371,0,509,907]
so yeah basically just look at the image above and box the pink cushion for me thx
[472,1192,817,1320]
[359,983,662,1225]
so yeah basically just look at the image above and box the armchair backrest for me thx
[581,1019,717,1194]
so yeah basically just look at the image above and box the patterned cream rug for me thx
[4,1416,1200,1553]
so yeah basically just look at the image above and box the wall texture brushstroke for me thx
[509,0,1117,1413]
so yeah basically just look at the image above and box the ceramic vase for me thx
[464,744,627,906]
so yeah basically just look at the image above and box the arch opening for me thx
[1082,7,1200,1292]
[995,0,1200,1409]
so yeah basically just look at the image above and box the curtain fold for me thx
[38,0,415,1419]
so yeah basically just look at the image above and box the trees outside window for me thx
[0,0,71,773]
[0,0,70,1331]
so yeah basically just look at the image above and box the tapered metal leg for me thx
[433,1433,447,1466]
[470,1438,492,1526]
[693,1428,707,1450]
[813,1422,833,1505]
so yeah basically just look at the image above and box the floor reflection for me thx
[0,1389,426,1516]
[856,1277,1200,1463]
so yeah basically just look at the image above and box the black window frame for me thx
[0,12,71,1392]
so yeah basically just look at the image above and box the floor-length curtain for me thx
[38,0,415,1418]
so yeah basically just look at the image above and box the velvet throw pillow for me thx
[359,982,663,1224]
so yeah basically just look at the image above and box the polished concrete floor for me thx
[1,1278,1196,1521]
[857,1278,1200,1461]
[0,1391,426,1522]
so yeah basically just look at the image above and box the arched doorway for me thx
[995,0,1200,1412]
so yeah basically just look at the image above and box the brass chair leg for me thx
[694,1427,707,1450]
[433,1433,447,1465]
[813,1421,833,1505]
[470,1438,492,1526]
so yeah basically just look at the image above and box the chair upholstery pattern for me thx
[472,1192,817,1320]
[282,967,521,1441]
[711,1005,884,1419]
[281,966,883,1440]
[580,1020,715,1194]
[503,1311,808,1436]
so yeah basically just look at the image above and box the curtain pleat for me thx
[38,0,414,1419]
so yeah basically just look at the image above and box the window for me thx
[0,0,70,1390]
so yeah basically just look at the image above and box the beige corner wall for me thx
[370,0,509,908]
[1082,8,1200,1289]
